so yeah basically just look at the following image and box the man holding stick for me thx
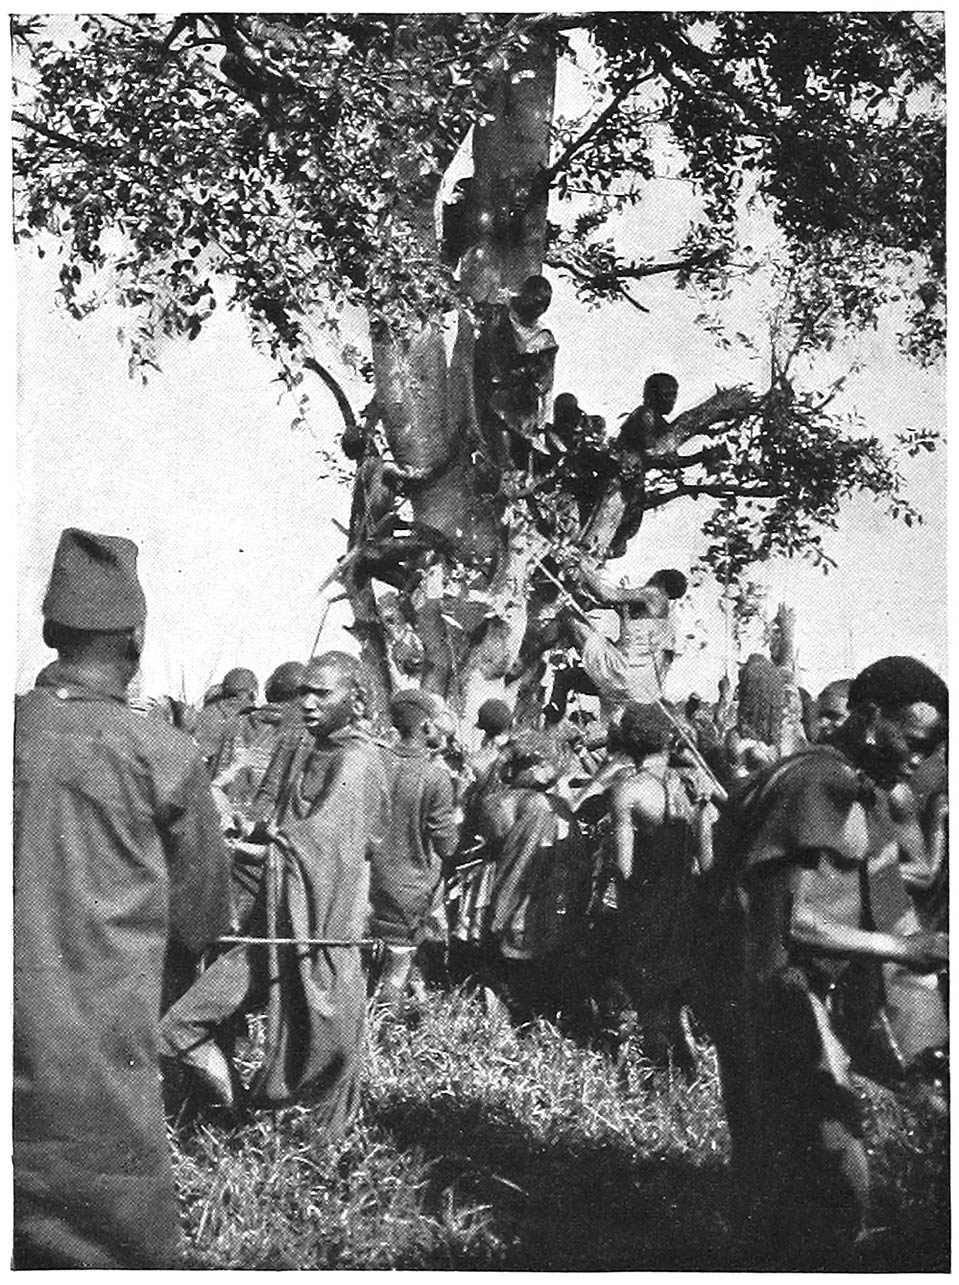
[160,652,388,1140]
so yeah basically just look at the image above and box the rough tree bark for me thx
[341,36,558,724]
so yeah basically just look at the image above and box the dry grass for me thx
[172,987,948,1271]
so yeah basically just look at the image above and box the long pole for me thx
[310,596,333,658]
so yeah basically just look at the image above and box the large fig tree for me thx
[12,12,944,717]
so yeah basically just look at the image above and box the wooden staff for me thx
[217,935,377,948]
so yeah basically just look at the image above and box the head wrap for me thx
[42,527,147,630]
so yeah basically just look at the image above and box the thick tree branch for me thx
[303,357,357,434]
[614,250,723,280]
[545,247,723,295]
[544,254,651,312]
[210,14,303,101]
[645,18,779,138]
[648,446,723,471]
[654,385,759,452]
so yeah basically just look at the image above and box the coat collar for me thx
[36,659,129,704]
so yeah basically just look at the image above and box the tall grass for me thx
[172,987,948,1270]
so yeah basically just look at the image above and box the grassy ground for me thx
[172,987,949,1271]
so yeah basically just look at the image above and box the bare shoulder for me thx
[609,769,666,824]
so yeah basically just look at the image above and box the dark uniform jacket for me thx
[14,662,232,1269]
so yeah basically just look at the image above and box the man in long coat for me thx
[14,528,233,1269]
[484,732,592,1017]
[161,651,388,1138]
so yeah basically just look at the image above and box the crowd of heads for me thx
[36,529,946,805]
[130,643,948,804]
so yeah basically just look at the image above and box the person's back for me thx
[488,733,583,963]
[369,691,458,1007]
[14,531,231,1270]
[373,744,456,933]
[702,657,949,1263]
[490,785,558,948]
[601,704,704,1074]
[614,763,697,994]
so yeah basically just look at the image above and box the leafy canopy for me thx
[12,12,944,580]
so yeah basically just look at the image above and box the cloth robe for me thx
[14,662,232,1269]
[369,744,459,945]
[489,788,591,960]
[702,746,945,1233]
[161,726,388,1130]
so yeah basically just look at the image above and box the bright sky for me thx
[14,28,947,705]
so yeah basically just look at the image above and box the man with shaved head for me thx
[705,655,949,1265]
[161,651,388,1138]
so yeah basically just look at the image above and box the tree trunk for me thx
[461,40,556,300]
[344,37,558,726]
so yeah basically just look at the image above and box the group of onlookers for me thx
[14,527,949,1270]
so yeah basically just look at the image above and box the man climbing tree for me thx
[12,12,944,721]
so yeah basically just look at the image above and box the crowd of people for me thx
[14,526,948,1269]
